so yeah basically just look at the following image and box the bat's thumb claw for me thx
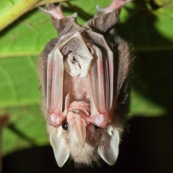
[48,113,64,127]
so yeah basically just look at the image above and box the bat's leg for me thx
[47,49,65,127]
[39,3,65,19]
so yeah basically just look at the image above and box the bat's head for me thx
[48,120,120,167]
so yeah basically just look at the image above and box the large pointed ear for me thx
[98,128,120,165]
[49,127,70,167]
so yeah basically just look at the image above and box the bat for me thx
[38,0,132,167]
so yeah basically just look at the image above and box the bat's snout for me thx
[67,101,90,147]
[74,117,87,147]
[67,111,87,147]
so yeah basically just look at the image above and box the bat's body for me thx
[38,0,131,167]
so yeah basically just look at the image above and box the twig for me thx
[0,115,9,173]
[7,124,37,147]
[0,0,68,31]
[0,0,40,31]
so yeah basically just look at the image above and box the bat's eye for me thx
[94,125,100,130]
[62,121,68,130]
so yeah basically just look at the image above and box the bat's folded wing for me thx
[46,46,65,126]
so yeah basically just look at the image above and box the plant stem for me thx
[0,0,40,31]
[0,115,9,173]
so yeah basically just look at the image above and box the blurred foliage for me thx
[0,0,173,155]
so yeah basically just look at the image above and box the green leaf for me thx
[2,105,48,155]
[117,0,173,51]
[0,0,68,31]
[0,0,41,31]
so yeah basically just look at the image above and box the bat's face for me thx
[39,0,131,168]
[48,119,120,167]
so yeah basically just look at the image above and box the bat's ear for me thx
[49,127,70,167]
[98,128,120,165]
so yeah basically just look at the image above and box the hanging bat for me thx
[38,0,132,167]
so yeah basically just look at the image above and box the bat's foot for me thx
[39,3,65,19]
[97,0,131,14]
[39,3,77,20]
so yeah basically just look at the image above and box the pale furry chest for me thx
[63,72,90,103]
